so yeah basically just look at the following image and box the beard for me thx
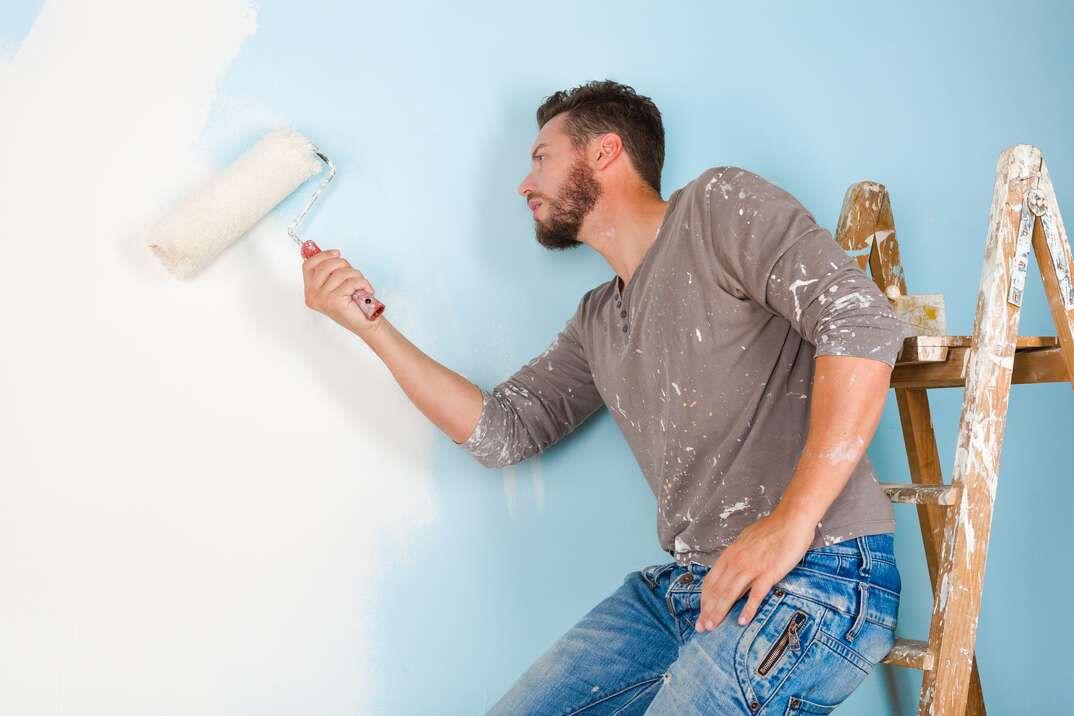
[533,156,603,250]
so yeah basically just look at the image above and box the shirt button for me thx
[680,573,694,584]
[622,324,628,332]
[620,309,627,318]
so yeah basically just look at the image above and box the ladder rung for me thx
[879,482,960,506]
[882,637,934,670]
[897,334,1059,362]
[892,337,1070,389]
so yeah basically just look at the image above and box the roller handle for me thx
[300,240,385,321]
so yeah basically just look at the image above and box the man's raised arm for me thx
[446,299,604,468]
[301,247,604,469]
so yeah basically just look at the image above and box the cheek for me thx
[543,183,564,208]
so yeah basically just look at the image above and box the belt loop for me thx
[845,581,869,643]
[856,535,873,578]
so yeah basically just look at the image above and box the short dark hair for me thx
[536,80,665,196]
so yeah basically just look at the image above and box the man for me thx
[302,80,912,714]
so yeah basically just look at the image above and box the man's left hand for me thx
[695,510,816,633]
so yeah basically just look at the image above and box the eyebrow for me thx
[531,142,550,159]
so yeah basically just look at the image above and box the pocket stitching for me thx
[813,628,872,674]
[733,589,799,709]
[777,580,899,630]
[784,695,837,715]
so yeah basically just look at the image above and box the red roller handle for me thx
[300,240,385,321]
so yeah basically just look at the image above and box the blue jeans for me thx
[487,533,899,715]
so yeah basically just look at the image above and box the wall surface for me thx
[2,1,1072,714]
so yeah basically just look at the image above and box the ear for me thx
[594,132,623,169]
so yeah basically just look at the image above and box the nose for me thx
[517,172,535,198]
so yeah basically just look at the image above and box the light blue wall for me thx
[10,1,1073,713]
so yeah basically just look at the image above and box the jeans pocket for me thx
[784,696,837,715]
[736,590,827,708]
[826,618,898,671]
[756,609,809,676]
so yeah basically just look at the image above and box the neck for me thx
[578,189,670,290]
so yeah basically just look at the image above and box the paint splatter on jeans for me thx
[485,533,899,715]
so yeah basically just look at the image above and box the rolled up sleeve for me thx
[454,297,604,468]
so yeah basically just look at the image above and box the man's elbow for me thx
[464,440,535,470]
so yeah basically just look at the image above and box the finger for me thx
[702,559,745,617]
[303,248,339,271]
[701,553,730,596]
[302,250,341,286]
[323,267,363,295]
[694,548,739,631]
[336,278,376,318]
[700,569,753,632]
[705,558,727,587]
[311,257,349,290]
[696,563,734,631]
[337,275,375,303]
[738,579,774,626]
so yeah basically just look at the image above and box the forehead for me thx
[531,112,569,151]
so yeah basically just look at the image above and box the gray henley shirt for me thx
[456,165,914,568]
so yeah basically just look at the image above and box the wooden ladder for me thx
[832,144,1074,716]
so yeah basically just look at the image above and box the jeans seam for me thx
[813,628,872,674]
[787,565,901,597]
[609,677,664,715]
[568,675,665,715]
[777,584,897,629]
[805,547,895,564]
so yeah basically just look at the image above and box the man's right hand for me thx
[302,248,383,336]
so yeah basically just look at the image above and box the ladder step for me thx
[882,637,934,671]
[892,335,1070,389]
[879,482,960,506]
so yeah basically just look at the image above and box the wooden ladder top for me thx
[833,144,1074,715]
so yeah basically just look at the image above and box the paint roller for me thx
[145,126,385,320]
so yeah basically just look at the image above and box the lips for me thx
[529,200,542,212]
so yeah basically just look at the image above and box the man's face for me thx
[517,113,603,250]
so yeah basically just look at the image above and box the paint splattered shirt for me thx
[456,166,914,568]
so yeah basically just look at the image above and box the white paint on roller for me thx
[0,2,434,714]
[146,127,325,279]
